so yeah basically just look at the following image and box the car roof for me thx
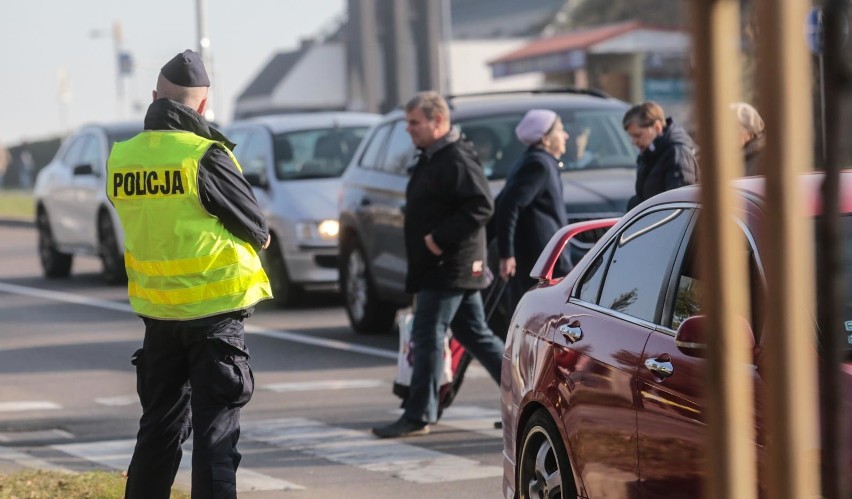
[641,170,852,215]
[78,121,143,135]
[229,112,382,134]
[378,92,629,122]
[450,93,629,117]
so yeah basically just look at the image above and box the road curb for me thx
[0,218,34,229]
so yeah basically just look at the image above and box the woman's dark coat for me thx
[495,147,568,307]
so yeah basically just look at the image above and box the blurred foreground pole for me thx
[439,0,453,95]
[755,0,822,497]
[819,1,848,497]
[690,0,756,498]
[196,0,214,121]
[347,0,380,112]
[412,1,443,93]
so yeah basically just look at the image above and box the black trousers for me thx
[124,313,254,499]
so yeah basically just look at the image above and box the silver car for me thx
[226,112,380,306]
[34,122,141,283]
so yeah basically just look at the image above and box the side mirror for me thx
[243,171,268,189]
[675,315,755,359]
[72,163,96,176]
[674,316,708,358]
[530,217,620,282]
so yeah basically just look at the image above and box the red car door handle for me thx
[558,324,583,343]
[644,358,674,378]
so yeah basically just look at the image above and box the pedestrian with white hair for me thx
[495,109,570,314]
[730,102,765,176]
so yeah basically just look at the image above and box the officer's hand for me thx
[262,234,271,250]
[424,233,442,256]
[499,257,516,280]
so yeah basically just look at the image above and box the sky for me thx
[0,0,346,147]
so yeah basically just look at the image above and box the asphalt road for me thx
[0,221,506,498]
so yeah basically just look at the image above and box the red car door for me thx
[547,306,651,497]
[636,215,764,498]
[553,207,695,496]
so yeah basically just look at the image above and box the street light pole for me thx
[90,21,129,120]
[113,20,125,102]
[196,0,215,121]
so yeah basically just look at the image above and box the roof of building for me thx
[490,21,643,64]
[450,0,567,38]
[234,43,348,119]
[232,0,572,118]
[237,47,308,100]
[488,21,689,78]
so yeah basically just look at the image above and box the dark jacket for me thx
[404,131,493,293]
[496,147,567,277]
[743,134,765,176]
[143,98,269,251]
[627,118,699,210]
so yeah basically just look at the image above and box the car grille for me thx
[314,254,339,269]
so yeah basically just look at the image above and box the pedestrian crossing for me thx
[0,405,503,493]
[242,416,501,485]
[52,439,305,492]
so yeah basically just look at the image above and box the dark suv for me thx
[338,91,637,334]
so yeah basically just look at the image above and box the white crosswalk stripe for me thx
[427,405,502,439]
[94,395,138,407]
[0,445,73,473]
[241,416,502,484]
[0,401,61,412]
[261,379,387,392]
[53,439,305,492]
[0,429,73,443]
[3,406,502,489]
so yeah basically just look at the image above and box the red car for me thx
[500,171,852,498]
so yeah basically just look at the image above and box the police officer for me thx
[107,50,273,499]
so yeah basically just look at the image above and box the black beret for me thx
[160,49,210,87]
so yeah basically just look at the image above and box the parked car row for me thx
[34,90,638,326]
[32,113,380,298]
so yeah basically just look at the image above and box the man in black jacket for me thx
[623,101,699,209]
[372,91,505,438]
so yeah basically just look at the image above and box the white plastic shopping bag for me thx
[392,310,453,400]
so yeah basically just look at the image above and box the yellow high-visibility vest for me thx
[107,130,271,320]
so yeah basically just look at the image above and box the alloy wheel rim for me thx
[520,427,563,499]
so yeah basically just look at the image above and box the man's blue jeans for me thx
[404,288,505,424]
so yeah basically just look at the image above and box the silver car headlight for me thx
[295,219,339,244]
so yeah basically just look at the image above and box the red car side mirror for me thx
[675,315,756,359]
[530,218,620,282]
